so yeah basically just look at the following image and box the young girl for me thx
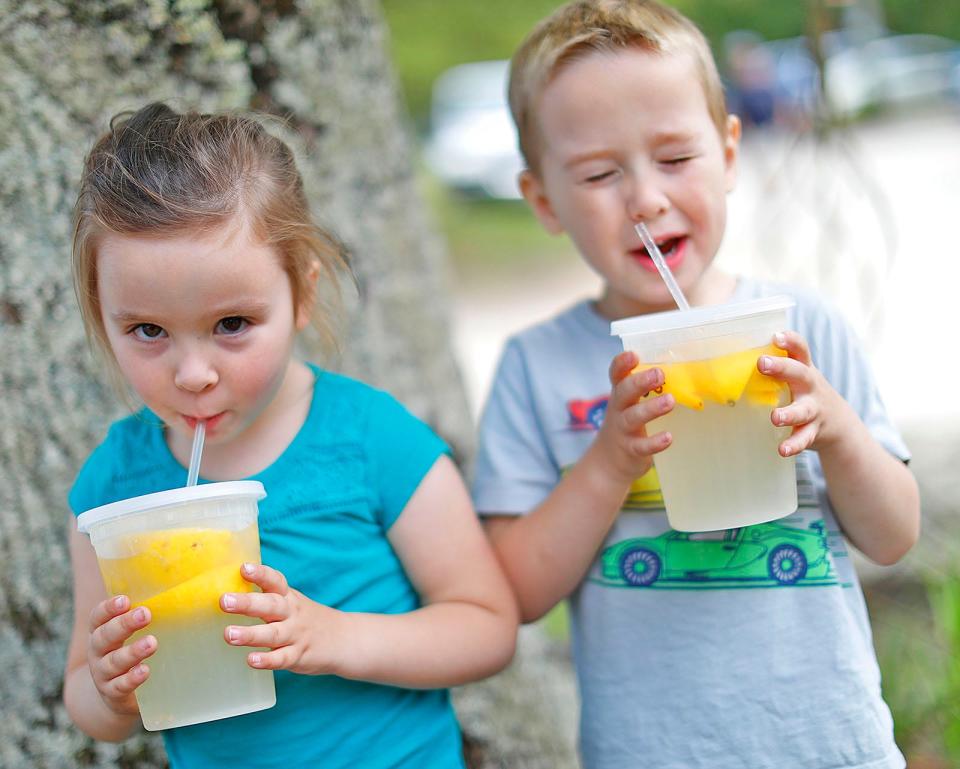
[63,102,518,768]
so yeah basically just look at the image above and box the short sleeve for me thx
[68,441,111,516]
[472,339,560,515]
[366,390,450,529]
[798,296,910,462]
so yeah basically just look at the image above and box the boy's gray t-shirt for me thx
[472,278,909,769]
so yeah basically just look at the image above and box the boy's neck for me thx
[596,268,738,319]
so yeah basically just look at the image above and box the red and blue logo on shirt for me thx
[567,396,608,431]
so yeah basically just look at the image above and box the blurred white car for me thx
[825,34,960,116]
[423,60,525,199]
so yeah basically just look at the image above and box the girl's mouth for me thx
[633,235,686,273]
[184,412,226,432]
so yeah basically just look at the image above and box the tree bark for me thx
[0,1,576,766]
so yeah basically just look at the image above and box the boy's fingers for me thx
[628,431,672,457]
[780,422,817,457]
[612,366,662,410]
[609,350,639,383]
[773,397,817,428]
[622,393,673,429]
[759,354,809,385]
[774,331,811,364]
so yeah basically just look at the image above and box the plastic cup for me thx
[611,296,798,532]
[76,481,276,731]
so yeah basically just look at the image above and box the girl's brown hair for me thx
[72,102,348,373]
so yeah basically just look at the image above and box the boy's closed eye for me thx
[583,168,620,184]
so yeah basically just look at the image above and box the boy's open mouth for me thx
[632,235,686,273]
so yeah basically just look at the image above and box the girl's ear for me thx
[519,170,565,235]
[295,259,321,331]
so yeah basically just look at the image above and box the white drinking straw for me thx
[635,222,690,311]
[185,421,206,487]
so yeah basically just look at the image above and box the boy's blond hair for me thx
[508,0,728,173]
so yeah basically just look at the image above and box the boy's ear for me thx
[295,258,322,331]
[723,114,742,192]
[519,170,564,235]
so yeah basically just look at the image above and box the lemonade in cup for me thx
[76,481,276,730]
[611,296,798,531]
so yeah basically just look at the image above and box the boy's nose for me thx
[174,350,219,393]
[626,174,669,222]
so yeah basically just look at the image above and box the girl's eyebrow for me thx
[110,310,150,324]
[206,300,272,317]
[110,301,271,324]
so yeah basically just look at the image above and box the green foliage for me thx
[928,572,960,759]
[381,0,564,129]
[382,0,959,129]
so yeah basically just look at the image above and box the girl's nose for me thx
[626,172,669,223]
[174,350,219,393]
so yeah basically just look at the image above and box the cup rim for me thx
[76,480,267,533]
[610,295,795,337]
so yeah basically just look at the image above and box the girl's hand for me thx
[594,350,674,486]
[221,563,348,676]
[86,595,156,716]
[759,331,852,457]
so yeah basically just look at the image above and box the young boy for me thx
[471,2,921,767]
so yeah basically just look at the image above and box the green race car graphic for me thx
[601,519,837,588]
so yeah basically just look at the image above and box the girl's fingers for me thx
[98,635,157,682]
[221,588,289,622]
[88,595,129,634]
[239,563,289,595]
[225,620,287,651]
[102,662,151,699]
[246,647,293,671]
[91,605,151,657]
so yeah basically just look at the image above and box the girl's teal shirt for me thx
[70,367,464,769]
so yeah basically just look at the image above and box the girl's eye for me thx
[216,316,249,335]
[662,156,694,166]
[132,323,166,341]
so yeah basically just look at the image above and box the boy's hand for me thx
[759,331,854,457]
[595,350,674,486]
[86,595,155,716]
[221,563,348,677]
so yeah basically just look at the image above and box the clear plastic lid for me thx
[76,481,266,533]
[610,295,795,337]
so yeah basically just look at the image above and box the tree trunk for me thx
[0,1,576,767]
